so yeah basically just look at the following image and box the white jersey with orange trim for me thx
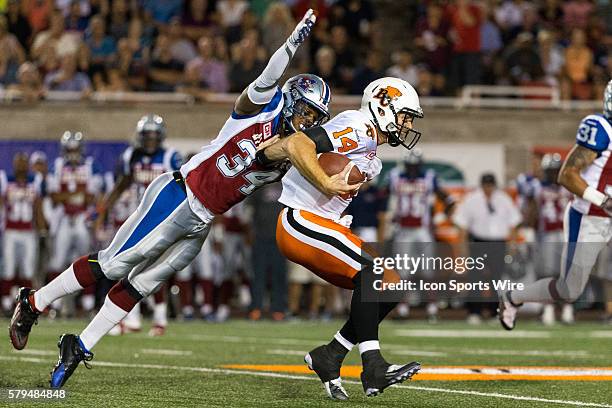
[279,109,382,220]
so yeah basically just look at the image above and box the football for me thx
[318,152,365,186]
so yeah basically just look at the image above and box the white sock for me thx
[510,278,555,304]
[334,331,355,351]
[153,302,167,327]
[2,296,12,311]
[123,303,142,330]
[81,294,95,312]
[35,265,83,311]
[79,297,129,351]
[359,340,380,355]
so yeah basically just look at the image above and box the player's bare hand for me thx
[323,162,363,197]
[256,135,280,151]
[288,9,316,48]
[602,196,612,216]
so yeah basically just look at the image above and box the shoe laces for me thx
[76,345,94,369]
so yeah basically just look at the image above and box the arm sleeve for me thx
[246,44,295,105]
[303,126,334,153]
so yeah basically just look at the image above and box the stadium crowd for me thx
[0,0,610,101]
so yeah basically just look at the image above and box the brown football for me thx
[318,152,365,196]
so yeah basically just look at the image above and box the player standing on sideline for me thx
[533,153,574,325]
[386,149,454,320]
[47,132,103,315]
[499,80,612,330]
[259,77,424,399]
[96,114,183,337]
[9,9,352,389]
[0,154,45,314]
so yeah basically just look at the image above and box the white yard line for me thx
[140,349,193,356]
[10,348,56,356]
[1,355,610,407]
[395,329,553,338]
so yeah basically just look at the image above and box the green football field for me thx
[1,318,611,407]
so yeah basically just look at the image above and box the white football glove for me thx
[287,9,316,50]
[364,157,383,181]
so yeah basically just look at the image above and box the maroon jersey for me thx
[181,88,287,215]
[0,171,41,231]
[536,183,571,233]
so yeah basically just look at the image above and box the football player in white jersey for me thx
[10,9,354,389]
[258,77,424,399]
[499,80,612,330]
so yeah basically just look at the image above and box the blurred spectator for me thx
[64,1,89,33]
[185,35,229,93]
[537,29,564,86]
[292,0,330,22]
[24,0,53,35]
[387,48,419,88]
[31,10,81,61]
[182,0,214,41]
[143,0,184,26]
[480,1,503,85]
[6,0,32,51]
[417,69,446,96]
[116,38,147,90]
[7,62,44,102]
[92,67,129,91]
[494,0,532,42]
[89,0,110,18]
[126,18,152,61]
[347,181,388,243]
[329,25,356,91]
[108,0,130,41]
[415,3,450,75]
[329,0,376,42]
[149,34,184,92]
[228,36,264,93]
[561,28,593,100]
[167,16,197,65]
[538,0,564,30]
[43,53,92,96]
[177,62,210,99]
[0,14,26,85]
[350,50,384,95]
[447,0,483,91]
[562,0,594,31]
[84,15,117,70]
[217,0,248,44]
[502,32,544,85]
[261,3,293,56]
[312,46,344,93]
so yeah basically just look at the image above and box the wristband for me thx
[255,149,275,167]
[582,186,606,207]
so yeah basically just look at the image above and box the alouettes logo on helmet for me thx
[297,77,316,92]
[374,86,403,107]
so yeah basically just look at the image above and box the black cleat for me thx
[9,288,40,350]
[361,360,421,397]
[50,334,93,388]
[305,345,349,400]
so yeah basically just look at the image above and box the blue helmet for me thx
[281,74,331,133]
[135,114,166,153]
[604,79,612,119]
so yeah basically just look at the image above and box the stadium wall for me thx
[0,101,589,182]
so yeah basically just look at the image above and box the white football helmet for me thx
[604,79,612,119]
[282,73,331,132]
[61,131,84,163]
[360,77,423,150]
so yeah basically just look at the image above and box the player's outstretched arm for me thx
[258,132,361,196]
[558,144,597,196]
[234,9,316,115]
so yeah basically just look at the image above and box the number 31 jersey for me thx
[181,88,287,220]
[279,109,382,220]
[571,113,612,217]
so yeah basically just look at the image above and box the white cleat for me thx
[498,291,520,331]
[561,304,575,325]
[541,304,556,326]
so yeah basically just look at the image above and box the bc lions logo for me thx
[373,86,403,107]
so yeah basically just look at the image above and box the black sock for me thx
[337,300,398,346]
[350,273,379,343]
[362,349,385,370]
[327,338,349,362]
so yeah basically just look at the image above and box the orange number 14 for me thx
[332,127,358,153]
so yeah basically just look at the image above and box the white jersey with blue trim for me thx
[571,113,612,217]
[279,109,382,220]
[120,146,182,199]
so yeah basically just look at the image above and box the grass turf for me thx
[0,318,611,407]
